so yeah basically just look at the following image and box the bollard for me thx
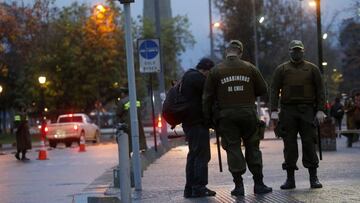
[116,123,131,203]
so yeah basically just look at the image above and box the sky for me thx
[14,0,359,69]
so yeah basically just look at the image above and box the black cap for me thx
[196,58,214,70]
[119,87,129,94]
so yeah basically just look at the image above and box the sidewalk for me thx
[74,131,360,203]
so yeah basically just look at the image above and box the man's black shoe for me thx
[280,179,296,190]
[183,188,193,198]
[192,187,216,198]
[21,157,30,161]
[231,185,244,196]
[310,177,323,189]
[15,153,21,160]
[254,184,272,194]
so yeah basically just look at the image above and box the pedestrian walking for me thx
[330,97,344,130]
[15,113,32,161]
[270,40,325,190]
[181,58,216,198]
[203,40,272,196]
[116,87,147,152]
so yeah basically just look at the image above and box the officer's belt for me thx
[219,104,256,109]
[280,102,315,107]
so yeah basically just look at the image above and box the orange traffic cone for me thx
[79,135,86,152]
[38,137,48,160]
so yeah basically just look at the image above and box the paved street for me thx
[133,133,360,202]
[0,133,158,203]
[0,141,119,203]
[75,131,360,203]
[2,131,360,203]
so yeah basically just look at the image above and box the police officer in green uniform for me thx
[203,40,272,196]
[116,88,147,152]
[270,40,325,190]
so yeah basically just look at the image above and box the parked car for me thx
[46,113,100,148]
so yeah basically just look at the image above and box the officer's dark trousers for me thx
[279,104,319,170]
[183,124,211,189]
[219,108,263,178]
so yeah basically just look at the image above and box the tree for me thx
[137,15,195,89]
[339,15,360,95]
[215,0,343,102]
[214,0,263,63]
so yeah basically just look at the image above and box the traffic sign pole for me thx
[154,0,169,146]
[122,1,142,191]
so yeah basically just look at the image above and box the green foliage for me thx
[0,0,195,120]
[0,1,126,116]
[136,15,195,89]
[339,13,360,95]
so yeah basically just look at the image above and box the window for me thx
[58,116,83,123]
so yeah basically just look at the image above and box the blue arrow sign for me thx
[139,40,159,60]
[138,39,161,73]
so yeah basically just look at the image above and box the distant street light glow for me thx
[333,68,337,72]
[0,85,2,94]
[259,16,265,24]
[322,33,328,39]
[96,4,106,13]
[309,1,316,8]
[322,62,328,66]
[38,76,46,84]
[213,22,221,29]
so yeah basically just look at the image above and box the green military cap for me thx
[228,40,243,52]
[289,40,304,50]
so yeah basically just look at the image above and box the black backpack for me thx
[162,73,191,129]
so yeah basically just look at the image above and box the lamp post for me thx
[154,0,168,146]
[252,0,262,117]
[118,0,142,193]
[0,85,3,133]
[209,0,215,60]
[38,76,46,121]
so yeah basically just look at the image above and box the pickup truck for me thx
[46,113,100,148]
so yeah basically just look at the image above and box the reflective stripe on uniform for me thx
[14,115,21,121]
[124,101,141,110]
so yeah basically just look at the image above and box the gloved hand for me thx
[271,111,279,120]
[316,111,327,124]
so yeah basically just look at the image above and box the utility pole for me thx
[316,0,324,74]
[119,0,142,192]
[299,0,304,40]
[154,0,169,146]
[252,0,261,117]
[209,0,215,60]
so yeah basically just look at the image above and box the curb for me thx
[73,137,187,203]
[0,143,16,150]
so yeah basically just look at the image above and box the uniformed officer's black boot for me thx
[231,173,244,196]
[309,168,323,189]
[253,177,272,194]
[280,170,296,190]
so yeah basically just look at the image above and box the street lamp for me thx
[38,76,46,85]
[38,76,46,122]
[209,0,215,60]
[322,33,328,40]
[0,85,3,94]
[213,22,221,29]
[309,1,316,8]
[252,0,262,116]
[259,16,265,24]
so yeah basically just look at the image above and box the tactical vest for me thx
[280,61,316,104]
[124,101,141,110]
[215,58,256,108]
